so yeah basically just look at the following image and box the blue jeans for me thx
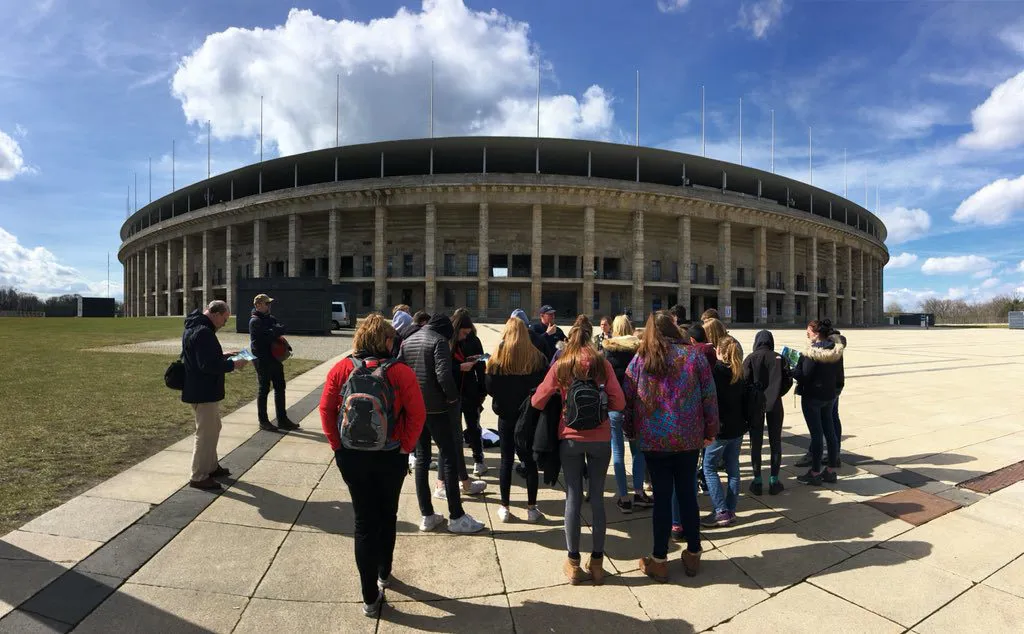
[645,451,701,557]
[831,397,842,455]
[801,398,838,472]
[703,437,742,514]
[609,411,645,498]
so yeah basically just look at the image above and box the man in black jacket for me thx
[530,305,566,361]
[249,294,298,432]
[182,301,247,491]
[398,313,485,534]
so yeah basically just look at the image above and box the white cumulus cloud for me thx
[1017,260,1024,273]
[738,0,785,40]
[859,104,948,140]
[0,227,120,298]
[886,252,919,269]
[657,0,692,13]
[921,255,997,275]
[877,206,931,244]
[953,174,1024,225]
[980,277,1001,289]
[170,1,616,157]
[0,128,31,181]
[959,70,1024,151]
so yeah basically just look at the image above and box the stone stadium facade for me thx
[119,136,889,325]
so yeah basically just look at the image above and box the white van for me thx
[330,301,351,329]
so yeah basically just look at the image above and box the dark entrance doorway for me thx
[542,290,578,320]
[735,297,754,323]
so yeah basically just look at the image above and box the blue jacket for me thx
[181,311,235,404]
[249,309,285,362]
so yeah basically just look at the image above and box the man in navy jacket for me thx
[249,294,298,431]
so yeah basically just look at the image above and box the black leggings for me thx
[498,416,538,507]
[462,403,484,464]
[749,406,784,479]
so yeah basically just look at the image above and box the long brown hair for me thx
[636,312,683,377]
[717,335,743,384]
[352,313,397,358]
[487,318,545,375]
[555,315,607,388]
[703,318,728,347]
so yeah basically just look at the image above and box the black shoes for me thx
[821,469,838,484]
[795,453,814,468]
[769,480,785,495]
[797,470,823,486]
[278,419,301,431]
[259,421,280,432]
[210,465,231,478]
[189,477,222,491]
[749,480,763,496]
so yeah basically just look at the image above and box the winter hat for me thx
[392,310,413,332]
[511,309,530,326]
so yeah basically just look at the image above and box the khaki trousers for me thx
[191,402,222,482]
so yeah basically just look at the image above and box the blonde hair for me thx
[392,304,411,316]
[487,319,545,375]
[717,335,743,384]
[555,315,607,388]
[353,313,397,357]
[703,318,728,348]
[611,314,634,337]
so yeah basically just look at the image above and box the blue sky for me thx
[1,0,1023,307]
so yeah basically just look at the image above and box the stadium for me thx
[119,136,889,325]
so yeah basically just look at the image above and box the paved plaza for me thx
[2,325,1024,633]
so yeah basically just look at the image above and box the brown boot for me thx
[681,548,703,577]
[639,556,669,583]
[586,556,605,585]
[563,557,589,585]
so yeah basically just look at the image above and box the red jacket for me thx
[531,354,625,443]
[319,356,426,453]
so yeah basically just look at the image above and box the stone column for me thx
[166,240,174,317]
[583,206,595,318]
[856,250,865,326]
[225,225,235,313]
[843,246,853,327]
[288,213,301,277]
[718,221,732,323]
[143,247,150,317]
[864,252,872,326]
[201,230,210,309]
[878,259,884,325]
[152,245,162,316]
[783,233,796,324]
[755,226,767,324]
[827,240,838,320]
[632,209,646,319]
[531,204,543,311]
[253,220,265,279]
[374,205,387,310]
[807,236,819,322]
[181,236,190,315]
[425,204,437,313]
[678,216,691,318]
[328,209,340,283]
[478,203,489,319]
[125,256,131,317]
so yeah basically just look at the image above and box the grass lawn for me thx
[0,317,318,535]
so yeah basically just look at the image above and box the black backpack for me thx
[338,358,397,450]
[563,378,607,431]
[164,352,185,390]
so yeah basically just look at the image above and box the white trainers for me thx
[408,454,416,470]
[473,462,489,477]
[433,486,447,500]
[497,506,513,522]
[419,513,445,532]
[448,513,486,534]
[462,479,487,495]
[526,506,545,523]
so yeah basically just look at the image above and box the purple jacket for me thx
[622,343,720,452]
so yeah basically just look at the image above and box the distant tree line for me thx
[0,286,123,314]
[886,295,1024,325]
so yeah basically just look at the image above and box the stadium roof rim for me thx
[121,135,887,244]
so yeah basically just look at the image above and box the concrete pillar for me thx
[808,236,819,322]
[783,233,796,324]
[181,236,190,315]
[288,213,301,277]
[166,240,174,317]
[374,206,387,311]
[478,203,489,319]
[425,204,437,313]
[843,246,853,327]
[143,247,150,317]
[718,221,732,323]
[678,216,691,318]
[856,249,865,326]
[827,241,838,320]
[152,245,162,316]
[225,225,235,313]
[878,258,884,325]
[253,220,265,279]
[201,230,210,309]
[531,204,542,311]
[125,256,131,317]
[583,206,595,318]
[755,226,767,324]
[632,209,645,319]
[328,209,340,283]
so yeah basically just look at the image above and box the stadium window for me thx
[705,264,715,285]
[402,288,413,306]
[403,253,414,277]
[466,288,478,310]
[650,260,662,282]
[387,255,394,277]
[444,288,455,308]
[690,262,698,283]
[488,288,500,309]
[652,295,663,311]
[362,255,373,277]
[467,254,479,276]
[776,300,782,316]
[444,253,456,276]
[593,291,600,311]
[361,288,372,308]
[509,289,521,309]
[340,256,354,278]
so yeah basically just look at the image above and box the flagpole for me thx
[429,60,434,139]
[536,63,541,139]
[107,253,110,299]
[808,126,813,185]
[738,97,743,165]
[700,85,705,157]
[148,156,152,203]
[770,109,775,173]
[843,148,847,197]
[134,171,137,211]
[172,140,175,191]
[336,73,340,147]
[635,70,640,147]
[259,96,264,163]
[207,120,211,179]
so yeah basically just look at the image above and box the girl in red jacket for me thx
[319,314,426,618]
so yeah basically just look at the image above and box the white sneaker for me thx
[433,486,447,500]
[419,513,445,532]
[526,506,545,523]
[497,506,513,522]
[462,480,487,495]
[448,513,485,534]
[408,454,417,470]
[473,462,489,477]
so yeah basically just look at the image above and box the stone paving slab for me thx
[0,560,68,620]
[234,598,373,634]
[83,467,189,505]
[18,570,120,627]
[983,553,1024,599]
[795,502,914,556]
[379,594,514,634]
[253,532,360,603]
[73,583,249,634]
[864,488,960,526]
[509,584,661,632]
[75,524,179,579]
[916,584,1024,634]
[197,482,311,531]
[0,531,102,565]
[0,610,71,634]
[18,496,151,543]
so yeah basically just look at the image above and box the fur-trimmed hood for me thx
[804,334,845,363]
[600,335,640,353]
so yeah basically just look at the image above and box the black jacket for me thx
[793,335,846,402]
[485,368,547,422]
[601,335,640,386]
[398,315,459,414]
[532,393,563,485]
[452,333,487,404]
[713,362,747,440]
[391,323,424,358]
[249,309,285,362]
[742,330,790,413]
[181,311,235,404]
[530,321,566,362]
